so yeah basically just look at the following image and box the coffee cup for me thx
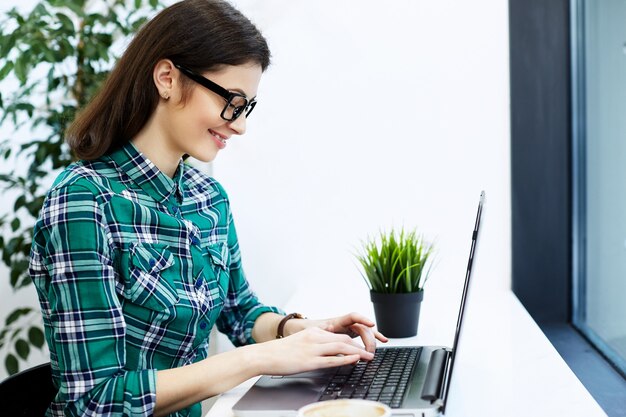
[297,399,391,417]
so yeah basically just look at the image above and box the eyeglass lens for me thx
[223,95,256,121]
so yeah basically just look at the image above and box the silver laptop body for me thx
[232,192,485,417]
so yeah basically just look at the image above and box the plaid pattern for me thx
[30,142,283,417]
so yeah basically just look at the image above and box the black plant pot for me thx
[370,290,424,338]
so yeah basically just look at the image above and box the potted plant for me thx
[355,228,434,338]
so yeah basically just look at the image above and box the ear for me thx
[153,59,177,99]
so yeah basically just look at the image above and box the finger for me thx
[318,342,374,361]
[350,323,377,353]
[374,329,389,343]
[332,332,371,350]
[324,313,376,335]
[336,312,376,328]
[317,354,361,368]
[304,327,364,348]
[334,332,376,352]
[325,331,368,350]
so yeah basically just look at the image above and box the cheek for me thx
[170,109,213,140]
[181,91,225,128]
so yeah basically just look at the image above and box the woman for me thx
[29,1,387,416]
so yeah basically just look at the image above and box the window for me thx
[572,0,626,376]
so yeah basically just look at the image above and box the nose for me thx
[228,114,247,135]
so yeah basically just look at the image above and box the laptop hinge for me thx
[420,348,452,403]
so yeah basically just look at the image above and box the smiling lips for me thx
[209,129,228,149]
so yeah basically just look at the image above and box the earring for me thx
[161,91,170,100]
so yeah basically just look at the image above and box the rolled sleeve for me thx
[31,182,157,417]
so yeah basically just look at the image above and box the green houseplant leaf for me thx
[5,353,18,375]
[356,228,434,294]
[28,326,45,349]
[4,308,32,327]
[15,338,30,360]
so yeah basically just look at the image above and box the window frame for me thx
[570,0,626,377]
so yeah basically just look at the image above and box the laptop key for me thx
[381,386,396,394]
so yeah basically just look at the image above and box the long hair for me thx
[66,0,270,160]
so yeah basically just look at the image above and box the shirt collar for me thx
[108,141,185,204]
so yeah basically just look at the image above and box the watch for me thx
[276,313,306,339]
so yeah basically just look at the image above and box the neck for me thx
[131,116,182,179]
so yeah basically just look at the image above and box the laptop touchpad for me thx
[236,376,326,410]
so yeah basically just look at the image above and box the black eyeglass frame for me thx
[173,63,256,122]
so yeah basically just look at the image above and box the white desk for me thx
[206,280,607,417]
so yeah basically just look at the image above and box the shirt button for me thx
[149,259,156,268]
[199,321,207,330]
[190,236,200,246]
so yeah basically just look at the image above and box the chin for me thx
[183,139,221,163]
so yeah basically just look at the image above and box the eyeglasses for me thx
[173,63,257,122]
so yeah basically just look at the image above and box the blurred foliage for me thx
[0,0,161,376]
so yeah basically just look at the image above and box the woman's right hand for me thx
[155,327,373,415]
[249,327,375,376]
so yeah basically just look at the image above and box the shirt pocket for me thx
[205,242,230,300]
[124,243,180,312]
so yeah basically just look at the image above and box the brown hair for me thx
[66,0,270,160]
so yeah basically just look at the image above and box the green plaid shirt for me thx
[29,142,282,417]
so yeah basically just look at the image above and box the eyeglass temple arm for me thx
[173,63,232,100]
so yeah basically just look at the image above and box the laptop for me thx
[232,191,485,417]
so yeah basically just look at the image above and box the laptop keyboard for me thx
[318,347,421,408]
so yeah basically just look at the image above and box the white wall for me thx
[0,0,511,374]
[218,0,511,311]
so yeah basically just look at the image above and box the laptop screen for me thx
[441,191,484,413]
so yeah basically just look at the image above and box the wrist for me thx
[239,343,265,377]
[276,313,306,338]
[283,316,305,337]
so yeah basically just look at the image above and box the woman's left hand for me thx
[285,312,389,353]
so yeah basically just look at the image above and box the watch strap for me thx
[276,313,306,339]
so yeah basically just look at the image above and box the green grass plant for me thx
[356,228,434,294]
